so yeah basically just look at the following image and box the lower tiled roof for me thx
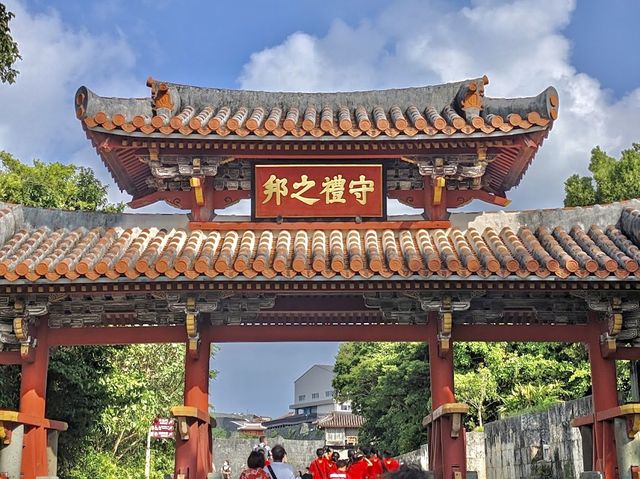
[316,412,365,429]
[0,202,639,283]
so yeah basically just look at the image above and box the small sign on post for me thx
[146,418,175,479]
[150,418,175,439]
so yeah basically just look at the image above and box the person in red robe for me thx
[309,448,330,479]
[363,447,383,479]
[381,451,400,473]
[328,460,350,479]
[347,451,370,479]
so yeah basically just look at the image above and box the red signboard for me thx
[150,418,174,439]
[253,164,384,219]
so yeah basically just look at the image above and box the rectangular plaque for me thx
[253,164,384,219]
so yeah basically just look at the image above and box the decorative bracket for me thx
[409,293,481,356]
[190,177,204,206]
[432,177,446,206]
[574,293,640,355]
[12,299,48,361]
[416,157,457,177]
[184,296,200,358]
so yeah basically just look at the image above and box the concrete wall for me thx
[484,397,592,479]
[467,432,486,479]
[294,366,334,405]
[213,436,324,477]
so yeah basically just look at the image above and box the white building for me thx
[289,364,352,416]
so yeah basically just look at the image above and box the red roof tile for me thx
[0,203,638,284]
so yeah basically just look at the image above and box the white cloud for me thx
[239,0,640,211]
[0,1,144,202]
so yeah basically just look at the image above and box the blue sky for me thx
[1,0,639,417]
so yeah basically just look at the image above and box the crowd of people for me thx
[229,436,401,479]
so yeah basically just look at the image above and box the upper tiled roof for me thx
[0,200,638,284]
[75,76,558,140]
[316,412,365,429]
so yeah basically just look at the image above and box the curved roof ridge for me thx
[4,199,640,232]
[451,198,640,232]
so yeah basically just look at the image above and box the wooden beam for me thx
[206,325,431,343]
[47,326,185,346]
[609,348,640,360]
[453,324,591,343]
[0,351,22,365]
[42,323,597,346]
[446,189,510,209]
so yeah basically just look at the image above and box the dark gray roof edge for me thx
[76,78,557,122]
[163,78,476,113]
[0,202,189,231]
[484,86,558,120]
[76,86,153,120]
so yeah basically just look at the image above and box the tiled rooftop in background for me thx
[316,411,365,429]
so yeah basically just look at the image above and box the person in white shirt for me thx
[264,445,296,479]
[254,435,272,461]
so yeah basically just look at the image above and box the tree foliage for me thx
[62,344,199,479]
[333,342,429,454]
[0,151,124,212]
[0,2,20,84]
[333,341,591,453]
[564,143,640,207]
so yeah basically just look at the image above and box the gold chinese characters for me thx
[262,174,375,206]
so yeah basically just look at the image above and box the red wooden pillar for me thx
[587,314,618,479]
[19,320,50,479]
[427,314,466,479]
[174,340,212,479]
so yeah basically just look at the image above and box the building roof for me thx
[76,76,557,141]
[236,422,266,431]
[0,200,638,284]
[316,412,365,429]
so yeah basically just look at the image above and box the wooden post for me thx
[19,320,50,479]
[174,340,212,479]
[427,313,466,479]
[423,176,448,221]
[588,313,619,479]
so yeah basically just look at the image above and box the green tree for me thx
[333,342,429,454]
[564,143,640,207]
[499,383,562,417]
[0,151,124,212]
[63,344,209,479]
[455,366,497,429]
[0,2,20,84]
[333,341,591,453]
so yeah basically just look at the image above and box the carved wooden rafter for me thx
[571,291,640,355]
[406,292,484,356]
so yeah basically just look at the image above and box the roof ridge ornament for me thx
[456,75,489,123]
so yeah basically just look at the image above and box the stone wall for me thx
[396,444,428,470]
[484,397,592,479]
[467,432,486,479]
[395,432,485,479]
[213,436,324,477]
